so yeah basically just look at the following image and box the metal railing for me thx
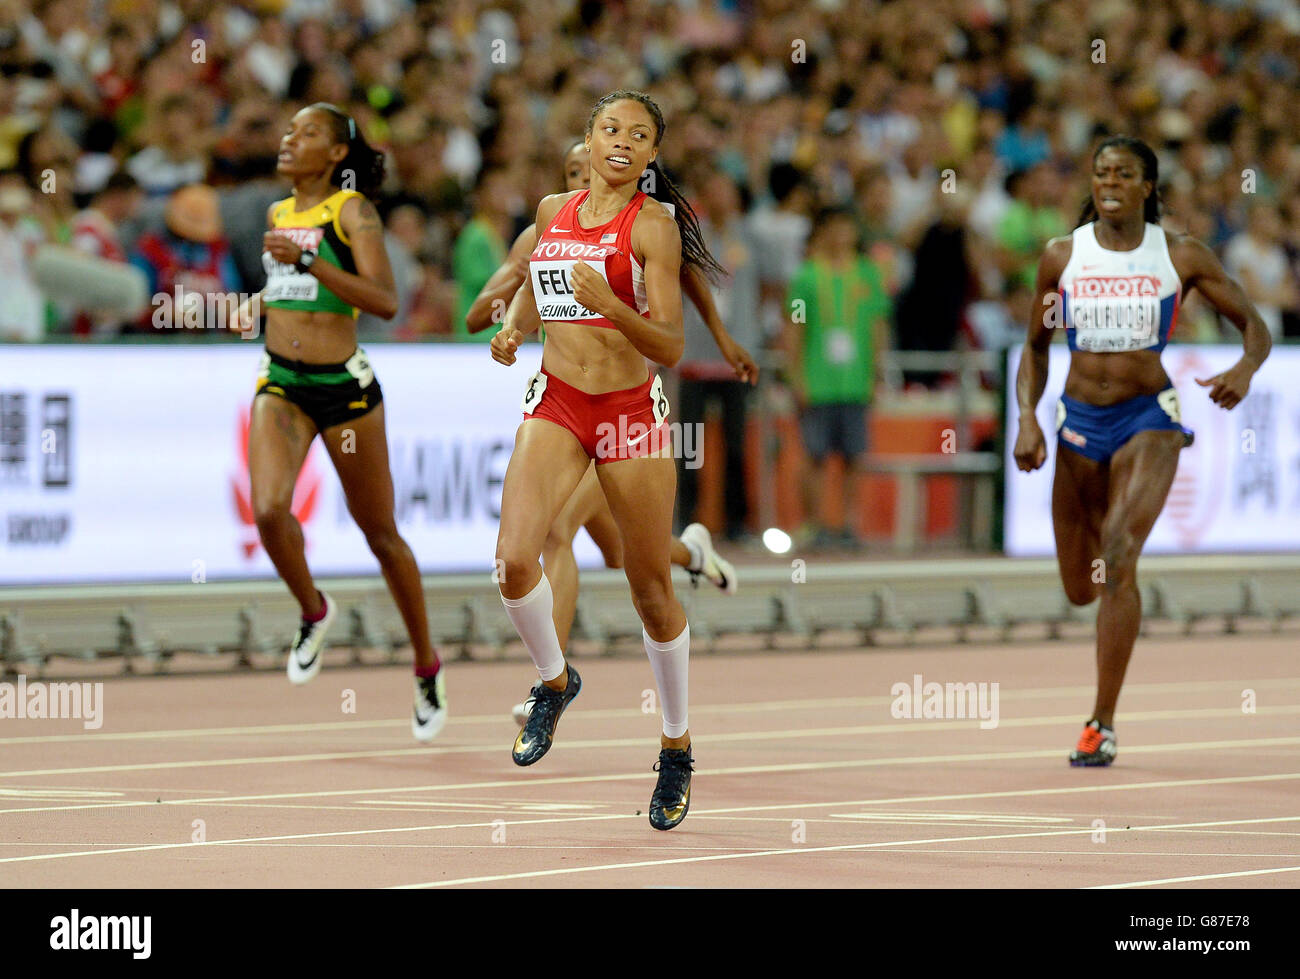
[3,554,1296,677]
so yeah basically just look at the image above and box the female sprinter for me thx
[1014,136,1270,766]
[467,140,756,726]
[241,103,447,741]
[490,91,721,830]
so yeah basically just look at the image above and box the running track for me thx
[2,634,1297,888]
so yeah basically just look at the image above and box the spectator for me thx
[132,183,240,334]
[211,101,287,293]
[785,206,891,550]
[894,189,981,387]
[16,123,79,333]
[675,171,761,543]
[126,92,212,196]
[450,167,515,341]
[70,169,143,336]
[748,161,812,341]
[1224,202,1296,341]
[995,162,1065,289]
[357,202,424,341]
[0,169,44,341]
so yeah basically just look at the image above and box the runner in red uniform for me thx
[490,91,719,830]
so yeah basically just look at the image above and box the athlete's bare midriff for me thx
[539,318,651,394]
[1063,348,1171,405]
[265,308,358,364]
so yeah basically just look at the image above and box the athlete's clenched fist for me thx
[492,326,524,365]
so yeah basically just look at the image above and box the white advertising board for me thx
[1004,344,1300,555]
[0,343,605,584]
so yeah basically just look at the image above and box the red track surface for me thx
[2,634,1297,888]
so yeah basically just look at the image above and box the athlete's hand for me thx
[230,293,262,338]
[1195,362,1253,410]
[718,334,759,385]
[1013,416,1047,472]
[263,231,302,266]
[571,260,616,317]
[491,327,524,366]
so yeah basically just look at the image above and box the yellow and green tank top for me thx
[263,188,363,317]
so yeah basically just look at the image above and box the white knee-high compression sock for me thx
[643,623,690,739]
[501,573,566,682]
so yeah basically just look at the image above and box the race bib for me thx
[262,228,324,303]
[345,348,374,388]
[649,373,669,425]
[530,259,607,321]
[1069,275,1162,352]
[521,370,547,414]
[825,327,856,365]
[1055,399,1066,432]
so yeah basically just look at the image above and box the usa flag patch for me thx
[601,233,616,243]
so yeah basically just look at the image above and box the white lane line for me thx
[4,712,1297,781]
[0,813,639,865]
[1091,865,1300,888]
[3,746,1299,819]
[9,843,1300,861]
[0,788,124,800]
[394,815,1300,888]
[4,677,1297,745]
[2,776,1296,874]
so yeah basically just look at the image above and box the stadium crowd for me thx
[3,0,1299,541]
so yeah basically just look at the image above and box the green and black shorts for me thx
[254,348,383,431]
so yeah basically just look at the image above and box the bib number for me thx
[521,371,548,414]
[262,255,321,303]
[650,374,669,425]
[531,259,608,321]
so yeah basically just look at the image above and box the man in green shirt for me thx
[785,206,891,550]
[452,169,513,341]
[996,163,1065,289]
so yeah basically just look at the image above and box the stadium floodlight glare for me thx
[762,528,792,554]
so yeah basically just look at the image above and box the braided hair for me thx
[307,102,386,199]
[1075,135,1161,228]
[585,90,725,282]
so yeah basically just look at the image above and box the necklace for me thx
[579,196,624,222]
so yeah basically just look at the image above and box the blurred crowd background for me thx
[3,0,1299,543]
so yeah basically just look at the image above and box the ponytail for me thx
[643,159,726,283]
[308,102,386,199]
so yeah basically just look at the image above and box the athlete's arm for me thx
[263,196,398,319]
[1173,235,1271,410]
[573,204,684,367]
[681,263,758,384]
[467,225,536,334]
[494,194,572,365]
[232,201,281,334]
[1013,235,1071,472]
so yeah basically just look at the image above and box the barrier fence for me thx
[4,554,1297,676]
